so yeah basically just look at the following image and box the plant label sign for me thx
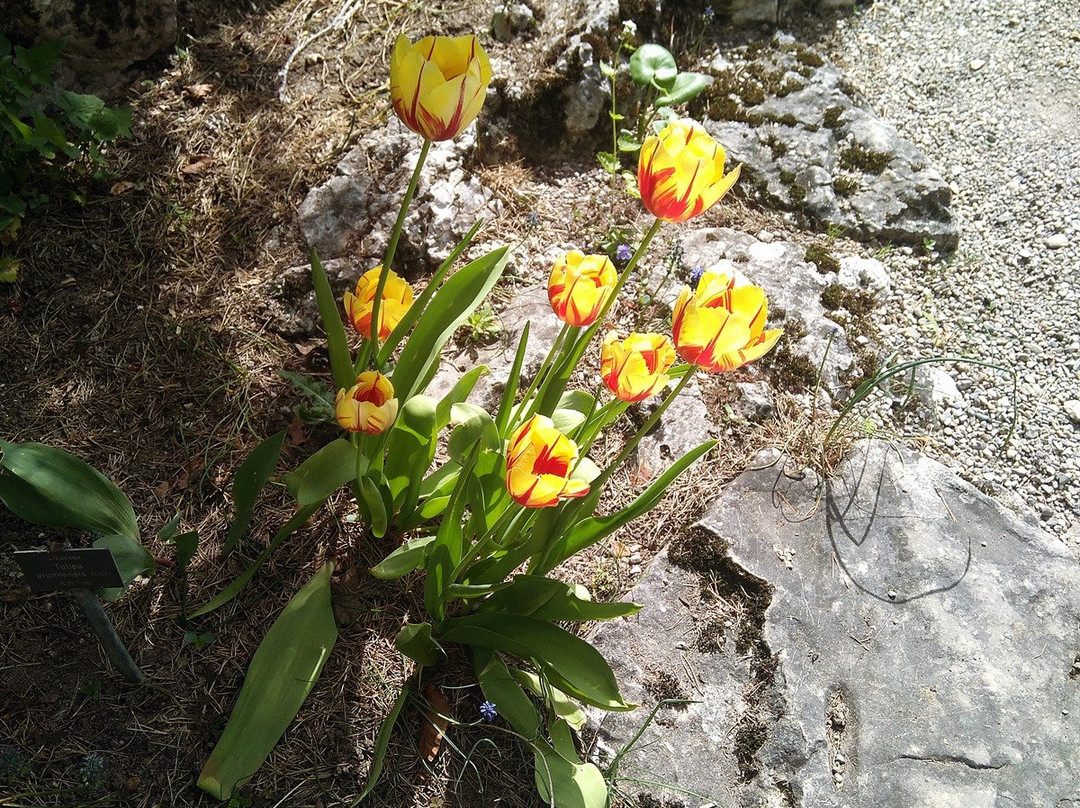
[14,548,123,592]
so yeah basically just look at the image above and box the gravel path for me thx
[827,0,1080,537]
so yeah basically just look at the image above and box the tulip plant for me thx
[198,30,783,808]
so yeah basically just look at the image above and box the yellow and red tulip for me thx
[344,267,414,341]
[506,415,590,508]
[335,371,399,434]
[638,119,741,223]
[600,332,676,403]
[548,251,619,327]
[389,34,492,142]
[671,269,782,373]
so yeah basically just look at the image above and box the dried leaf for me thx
[419,682,452,762]
[109,180,134,195]
[629,459,653,487]
[153,481,170,499]
[182,156,214,175]
[288,418,307,446]
[185,83,214,99]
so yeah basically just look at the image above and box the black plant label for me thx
[14,548,123,592]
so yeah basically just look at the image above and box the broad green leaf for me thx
[371,535,435,579]
[481,575,640,622]
[395,622,443,666]
[475,649,540,739]
[0,439,138,540]
[552,407,586,434]
[92,534,155,602]
[655,72,711,107]
[629,44,677,90]
[157,513,182,542]
[310,252,356,391]
[437,613,633,711]
[435,366,489,432]
[377,219,484,366]
[198,563,337,799]
[533,738,608,808]
[511,669,587,733]
[283,438,355,505]
[0,257,18,283]
[55,90,105,131]
[391,246,510,403]
[384,395,438,519]
[188,502,321,618]
[571,457,601,485]
[14,41,63,84]
[539,440,715,574]
[495,323,529,436]
[223,430,285,553]
[423,465,471,623]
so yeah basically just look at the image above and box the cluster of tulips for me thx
[201,30,785,808]
[333,35,781,513]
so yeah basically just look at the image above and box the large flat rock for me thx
[589,440,1080,806]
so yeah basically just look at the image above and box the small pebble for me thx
[1044,233,1070,249]
[969,58,986,70]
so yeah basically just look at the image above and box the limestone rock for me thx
[696,35,958,251]
[635,374,715,475]
[297,126,501,267]
[591,440,1080,806]
[260,258,361,339]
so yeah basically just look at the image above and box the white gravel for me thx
[826,0,1080,535]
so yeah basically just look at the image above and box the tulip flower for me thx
[548,251,619,327]
[344,267,413,341]
[600,332,676,403]
[389,34,492,142]
[638,119,741,223]
[506,415,590,508]
[335,372,399,434]
[671,269,782,373]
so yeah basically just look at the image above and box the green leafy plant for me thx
[0,34,132,252]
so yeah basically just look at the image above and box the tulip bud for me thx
[638,119,741,223]
[548,251,619,327]
[335,372,399,434]
[389,34,492,141]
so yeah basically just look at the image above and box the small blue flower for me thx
[479,701,498,722]
[689,267,706,288]
[703,5,715,19]
[615,244,633,263]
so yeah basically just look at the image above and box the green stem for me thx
[537,217,664,416]
[591,365,697,493]
[448,505,528,586]
[359,137,432,369]
[515,321,574,428]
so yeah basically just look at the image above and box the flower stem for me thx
[536,217,664,416]
[591,365,697,492]
[360,137,432,369]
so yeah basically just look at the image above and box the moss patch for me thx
[805,243,840,274]
[840,143,892,174]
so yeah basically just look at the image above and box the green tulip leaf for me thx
[495,322,530,435]
[475,649,540,739]
[391,246,510,403]
[629,44,678,90]
[92,533,155,602]
[371,535,435,579]
[198,563,337,799]
[223,430,286,553]
[533,737,608,808]
[384,394,438,519]
[435,366,489,432]
[395,622,443,666]
[480,575,640,622]
[511,669,587,733]
[310,252,356,392]
[437,613,633,711]
[447,403,500,461]
[283,438,355,505]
